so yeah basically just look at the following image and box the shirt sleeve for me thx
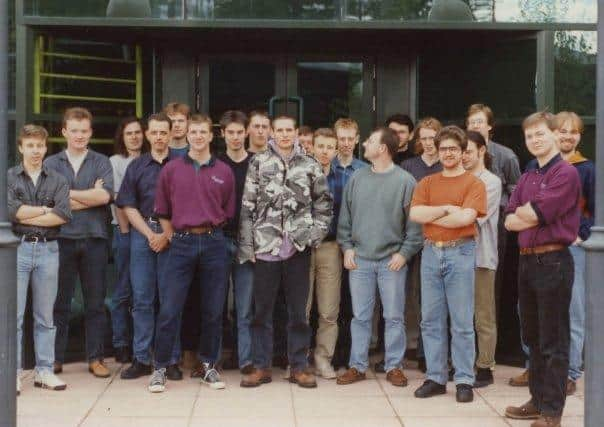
[98,156,115,203]
[531,166,581,226]
[462,178,487,218]
[503,151,521,196]
[154,165,172,219]
[115,161,137,209]
[477,175,502,226]
[505,174,525,215]
[410,177,429,207]
[399,178,423,260]
[223,167,237,221]
[6,170,22,222]
[51,175,72,222]
[336,175,355,251]
[238,157,259,263]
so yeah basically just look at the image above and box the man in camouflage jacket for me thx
[239,115,333,388]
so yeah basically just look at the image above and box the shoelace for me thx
[204,367,220,382]
[150,369,166,385]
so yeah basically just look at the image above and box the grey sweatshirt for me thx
[337,165,423,261]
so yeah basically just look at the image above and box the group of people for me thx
[8,101,592,427]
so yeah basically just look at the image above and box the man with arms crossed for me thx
[116,113,181,380]
[149,114,235,393]
[306,128,340,379]
[410,126,486,403]
[45,107,114,378]
[239,115,332,388]
[504,112,580,427]
[336,127,422,387]
[462,131,502,388]
[331,118,366,368]
[9,125,71,393]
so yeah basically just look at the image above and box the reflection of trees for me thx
[554,31,595,116]
[518,0,569,22]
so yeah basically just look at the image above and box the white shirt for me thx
[66,149,88,175]
[28,169,41,186]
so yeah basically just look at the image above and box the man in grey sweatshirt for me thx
[336,127,423,387]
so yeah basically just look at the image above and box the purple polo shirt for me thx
[505,154,580,249]
[154,155,236,230]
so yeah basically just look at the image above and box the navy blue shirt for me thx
[219,152,251,238]
[115,150,174,218]
[327,156,367,239]
[44,149,113,240]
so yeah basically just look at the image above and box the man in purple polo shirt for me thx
[149,114,236,393]
[504,112,580,427]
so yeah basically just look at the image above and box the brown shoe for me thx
[531,415,561,427]
[53,362,63,374]
[191,361,206,378]
[336,367,366,385]
[240,364,254,375]
[88,360,111,378]
[289,370,317,388]
[505,400,540,420]
[566,378,577,395]
[386,368,408,387]
[181,350,198,370]
[240,368,272,388]
[509,369,529,387]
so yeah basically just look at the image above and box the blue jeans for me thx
[130,224,176,365]
[54,238,108,363]
[111,226,132,349]
[226,238,254,368]
[154,229,229,368]
[519,244,585,381]
[421,240,476,386]
[349,255,407,373]
[17,239,59,373]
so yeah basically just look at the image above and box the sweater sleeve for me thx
[336,175,354,251]
[399,178,423,260]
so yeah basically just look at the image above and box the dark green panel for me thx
[418,37,537,121]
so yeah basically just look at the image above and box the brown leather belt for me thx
[519,243,565,255]
[182,225,216,235]
[428,237,473,248]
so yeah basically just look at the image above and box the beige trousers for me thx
[306,241,342,365]
[475,267,497,369]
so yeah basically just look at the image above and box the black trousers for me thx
[518,248,573,417]
[252,249,311,371]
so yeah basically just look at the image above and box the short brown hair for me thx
[18,124,48,146]
[334,118,359,135]
[147,112,172,130]
[466,103,495,128]
[375,127,399,159]
[554,111,584,133]
[522,111,556,132]
[62,107,92,128]
[272,115,297,128]
[189,113,213,129]
[299,125,313,136]
[248,110,270,124]
[219,110,248,130]
[163,102,191,118]
[435,125,468,151]
[313,127,336,143]
[414,117,442,155]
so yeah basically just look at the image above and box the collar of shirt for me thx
[183,154,216,168]
[15,163,50,178]
[527,153,562,174]
[332,156,364,171]
[141,151,172,167]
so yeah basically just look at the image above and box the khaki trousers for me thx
[474,267,497,369]
[306,241,342,365]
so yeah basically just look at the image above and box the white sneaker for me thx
[17,376,21,396]
[201,363,226,390]
[34,370,67,391]
[315,363,337,380]
[148,368,166,393]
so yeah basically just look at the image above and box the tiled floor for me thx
[17,362,584,427]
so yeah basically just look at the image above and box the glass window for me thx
[554,31,596,117]
[495,0,596,23]
[418,37,537,122]
[24,0,183,18]
[9,0,15,111]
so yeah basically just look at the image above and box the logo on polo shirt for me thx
[211,175,225,185]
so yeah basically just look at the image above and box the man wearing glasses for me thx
[410,126,486,404]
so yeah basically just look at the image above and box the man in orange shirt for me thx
[410,126,486,403]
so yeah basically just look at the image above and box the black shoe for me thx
[414,380,447,398]
[166,364,183,381]
[120,359,152,380]
[114,346,132,364]
[473,368,494,388]
[374,359,385,373]
[456,384,474,402]
[448,367,455,382]
[417,358,427,373]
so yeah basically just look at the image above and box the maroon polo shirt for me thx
[154,155,236,230]
[505,154,580,249]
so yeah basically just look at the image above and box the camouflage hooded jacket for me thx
[238,141,333,262]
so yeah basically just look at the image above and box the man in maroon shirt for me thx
[149,114,236,393]
[504,112,580,427]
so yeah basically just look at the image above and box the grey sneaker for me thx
[201,363,225,390]
[148,368,166,393]
[34,370,67,391]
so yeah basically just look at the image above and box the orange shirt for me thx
[411,171,487,242]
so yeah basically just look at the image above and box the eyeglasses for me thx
[468,119,486,126]
[438,146,462,154]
